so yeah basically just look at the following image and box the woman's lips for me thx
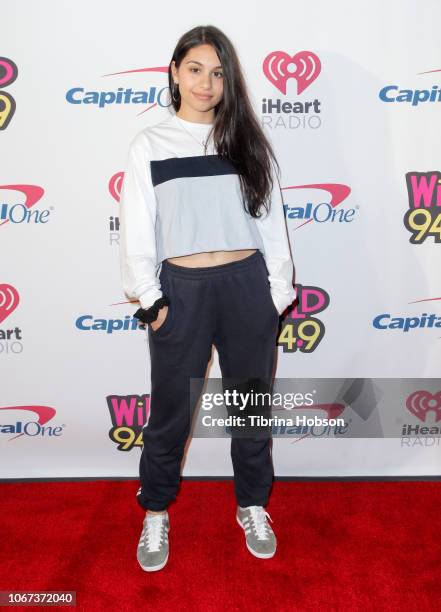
[193,93,213,100]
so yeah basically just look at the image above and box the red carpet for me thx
[1,480,440,611]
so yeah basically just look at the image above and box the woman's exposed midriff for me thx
[166,249,257,268]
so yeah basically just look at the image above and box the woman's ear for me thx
[170,60,177,82]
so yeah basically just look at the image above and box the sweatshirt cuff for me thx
[138,288,164,310]
[271,286,297,315]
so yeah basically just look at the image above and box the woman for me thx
[119,25,296,572]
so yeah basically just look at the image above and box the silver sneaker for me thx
[236,505,277,558]
[137,511,170,572]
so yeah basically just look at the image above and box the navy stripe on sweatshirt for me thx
[150,154,238,187]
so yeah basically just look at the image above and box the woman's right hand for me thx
[150,306,169,332]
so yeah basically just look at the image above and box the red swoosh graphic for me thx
[417,68,441,74]
[0,185,45,227]
[408,297,441,303]
[283,183,351,229]
[102,67,169,77]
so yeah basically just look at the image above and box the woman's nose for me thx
[200,73,212,88]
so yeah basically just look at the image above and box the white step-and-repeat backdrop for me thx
[2,0,440,478]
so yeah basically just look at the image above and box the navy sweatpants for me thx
[137,250,280,512]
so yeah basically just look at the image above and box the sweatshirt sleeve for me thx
[254,159,297,315]
[119,133,163,310]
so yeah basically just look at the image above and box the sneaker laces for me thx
[141,514,167,552]
[247,506,273,541]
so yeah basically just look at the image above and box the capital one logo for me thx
[263,51,321,94]
[0,405,64,441]
[0,185,48,226]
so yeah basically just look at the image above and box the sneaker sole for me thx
[236,514,276,559]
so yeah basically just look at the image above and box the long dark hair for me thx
[167,25,280,219]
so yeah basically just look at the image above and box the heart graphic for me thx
[109,171,124,202]
[0,284,19,324]
[406,390,441,422]
[263,50,321,95]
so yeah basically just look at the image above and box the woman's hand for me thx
[150,306,169,332]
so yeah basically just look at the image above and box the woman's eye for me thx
[189,67,223,78]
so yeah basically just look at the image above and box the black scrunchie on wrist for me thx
[133,295,170,324]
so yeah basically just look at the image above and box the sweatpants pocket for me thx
[149,301,174,337]
[148,272,175,338]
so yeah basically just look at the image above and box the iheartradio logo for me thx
[0,284,19,324]
[109,171,124,202]
[263,50,321,95]
[406,390,441,423]
[108,171,124,235]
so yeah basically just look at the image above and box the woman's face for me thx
[171,44,224,121]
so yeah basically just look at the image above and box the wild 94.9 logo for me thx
[404,170,441,243]
[106,394,149,451]
[277,284,329,353]
[0,57,18,130]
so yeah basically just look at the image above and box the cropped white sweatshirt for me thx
[119,111,296,315]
